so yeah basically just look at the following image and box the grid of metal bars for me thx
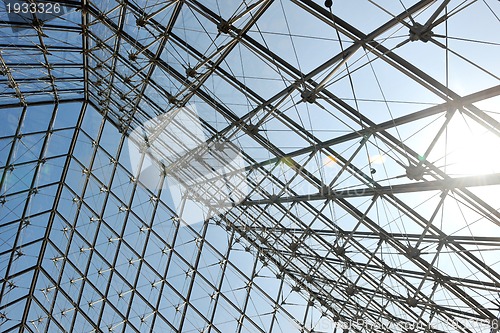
[1,0,500,332]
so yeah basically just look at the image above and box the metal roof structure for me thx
[1,1,500,332]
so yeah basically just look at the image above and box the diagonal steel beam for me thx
[244,84,500,171]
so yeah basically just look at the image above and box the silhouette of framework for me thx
[1,1,499,332]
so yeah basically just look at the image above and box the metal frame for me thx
[1,1,499,332]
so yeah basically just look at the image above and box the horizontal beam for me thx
[238,173,500,205]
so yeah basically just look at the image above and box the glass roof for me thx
[1,1,499,332]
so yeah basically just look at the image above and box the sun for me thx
[432,112,500,176]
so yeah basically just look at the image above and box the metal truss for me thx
[1,1,500,333]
